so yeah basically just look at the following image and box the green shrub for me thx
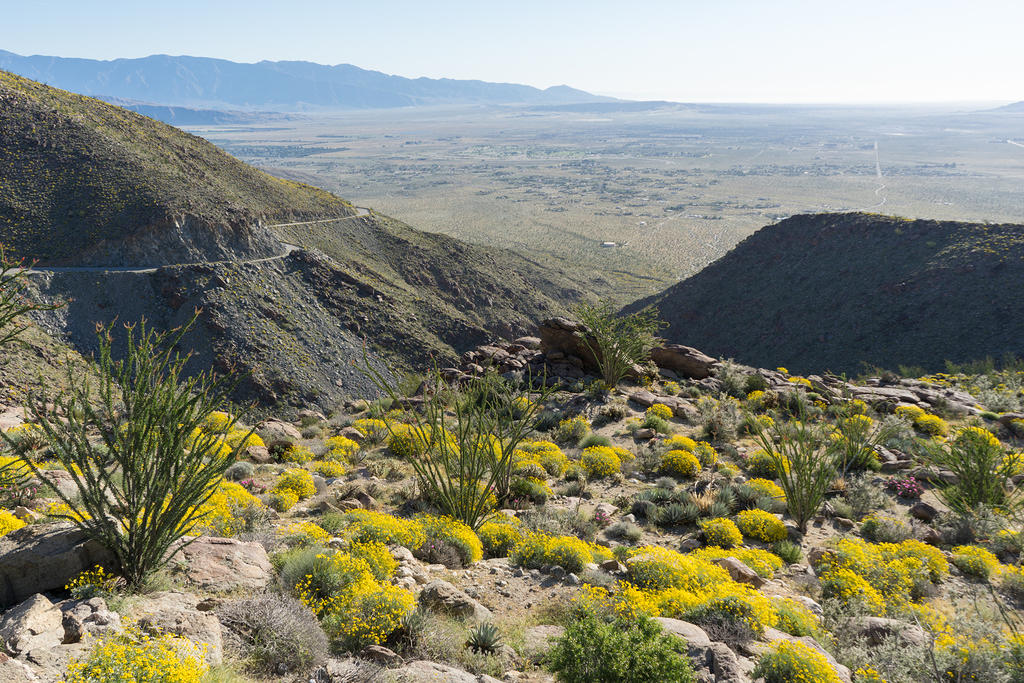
[548,612,695,683]
[7,317,242,587]
[218,593,329,676]
[554,415,591,445]
[753,640,841,683]
[699,517,742,548]
[927,426,1019,515]
[573,302,665,388]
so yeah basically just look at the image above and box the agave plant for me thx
[467,622,502,654]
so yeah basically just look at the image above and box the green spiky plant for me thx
[3,314,246,587]
[364,354,553,530]
[574,302,664,387]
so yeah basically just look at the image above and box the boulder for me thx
[0,524,117,609]
[171,536,273,592]
[709,556,766,588]
[0,594,63,656]
[523,624,564,662]
[847,616,929,647]
[0,406,25,432]
[125,592,223,666]
[418,580,492,621]
[256,419,301,448]
[390,660,502,683]
[243,445,273,464]
[649,345,718,379]
[909,501,938,522]
[654,618,712,647]
[359,644,402,666]
[60,597,123,643]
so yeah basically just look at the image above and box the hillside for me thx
[0,51,608,111]
[0,69,354,267]
[628,212,1024,375]
[2,72,586,412]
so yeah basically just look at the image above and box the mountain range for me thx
[0,50,608,111]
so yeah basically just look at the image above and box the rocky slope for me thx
[627,212,1024,376]
[2,72,587,411]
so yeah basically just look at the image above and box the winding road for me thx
[21,207,370,276]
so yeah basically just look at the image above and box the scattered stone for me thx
[848,616,929,647]
[390,660,503,683]
[0,594,63,655]
[359,644,402,666]
[709,556,766,588]
[649,345,718,379]
[834,517,856,530]
[909,501,938,522]
[172,536,273,592]
[126,592,224,665]
[0,524,117,609]
[634,428,657,440]
[256,418,302,447]
[600,559,625,573]
[60,598,122,643]
[418,580,492,621]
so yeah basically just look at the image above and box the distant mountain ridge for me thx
[0,50,610,111]
[627,212,1024,375]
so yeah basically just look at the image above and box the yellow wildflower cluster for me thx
[281,444,315,464]
[387,423,436,458]
[736,509,788,543]
[691,547,783,579]
[951,544,1000,579]
[0,510,26,537]
[771,597,820,636]
[855,666,886,682]
[324,435,359,461]
[580,446,621,478]
[913,413,949,437]
[518,440,569,476]
[310,460,346,478]
[202,411,233,434]
[64,625,208,682]
[660,449,700,478]
[814,538,947,614]
[745,478,786,501]
[745,449,784,479]
[700,517,743,548]
[65,565,119,599]
[664,435,698,451]
[349,541,397,581]
[844,414,874,430]
[272,469,316,501]
[615,545,781,634]
[555,415,590,442]
[344,509,426,549]
[417,514,483,565]
[192,481,265,537]
[646,403,673,420]
[753,640,841,683]
[787,376,813,388]
[278,521,332,546]
[511,531,611,573]
[295,550,413,650]
[351,418,389,441]
[478,517,524,557]
[224,429,264,451]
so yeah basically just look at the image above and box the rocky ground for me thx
[1,319,1023,682]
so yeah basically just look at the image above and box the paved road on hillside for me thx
[20,208,370,276]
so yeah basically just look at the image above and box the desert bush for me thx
[753,640,841,683]
[581,446,622,479]
[579,432,612,449]
[548,612,695,683]
[951,544,1000,579]
[697,396,741,441]
[659,449,700,479]
[478,518,524,557]
[608,520,644,543]
[344,509,426,548]
[364,362,551,529]
[699,517,743,548]
[860,513,914,543]
[219,593,328,675]
[927,426,1019,514]
[828,411,894,474]
[751,414,836,533]
[415,515,483,567]
[64,625,207,682]
[224,461,254,481]
[772,540,802,564]
[736,509,787,543]
[5,317,243,587]
[573,302,665,387]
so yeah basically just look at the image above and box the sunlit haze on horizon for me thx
[2,0,1021,104]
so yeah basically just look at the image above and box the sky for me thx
[2,0,1021,104]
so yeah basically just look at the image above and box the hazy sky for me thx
[3,0,1021,103]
